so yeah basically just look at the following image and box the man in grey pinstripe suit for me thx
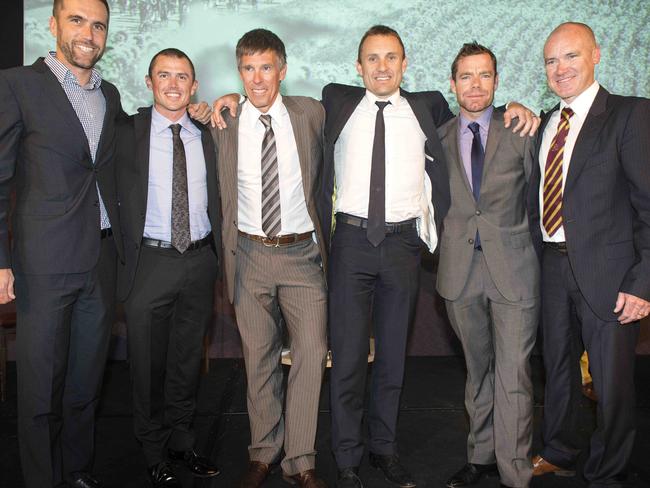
[210,29,328,488]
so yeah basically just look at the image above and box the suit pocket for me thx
[606,240,634,259]
[510,231,532,249]
[16,200,67,216]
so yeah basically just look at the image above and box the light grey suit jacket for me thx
[436,110,539,302]
[210,96,327,304]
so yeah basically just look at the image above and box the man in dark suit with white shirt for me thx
[115,48,221,488]
[528,22,650,488]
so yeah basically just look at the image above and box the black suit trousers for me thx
[124,243,217,466]
[328,221,421,468]
[15,235,117,488]
[540,246,638,487]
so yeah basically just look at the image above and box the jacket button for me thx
[231,250,236,255]
[468,238,474,245]
[475,210,481,216]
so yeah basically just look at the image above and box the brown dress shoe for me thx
[532,455,575,477]
[239,461,271,488]
[283,469,328,487]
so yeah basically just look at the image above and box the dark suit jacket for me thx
[318,83,454,251]
[0,58,124,273]
[528,87,650,321]
[115,106,221,301]
[211,96,326,304]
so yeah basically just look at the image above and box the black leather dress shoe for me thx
[446,463,499,487]
[338,467,363,488]
[369,453,416,488]
[168,448,220,478]
[149,462,182,488]
[67,472,104,488]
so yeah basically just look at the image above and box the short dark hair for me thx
[357,25,405,63]
[53,0,110,19]
[148,48,196,81]
[451,42,498,80]
[236,29,287,68]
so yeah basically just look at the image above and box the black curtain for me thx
[1,0,24,69]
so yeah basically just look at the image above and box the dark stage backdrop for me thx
[9,0,650,358]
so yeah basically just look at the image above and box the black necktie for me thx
[367,100,391,247]
[469,122,484,249]
[170,124,191,253]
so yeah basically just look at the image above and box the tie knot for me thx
[375,101,390,111]
[561,107,574,121]
[468,121,481,136]
[259,114,272,128]
[169,124,182,136]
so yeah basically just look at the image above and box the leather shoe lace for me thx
[445,463,499,487]
[338,467,363,488]
[67,471,104,488]
[369,453,416,488]
[148,462,182,488]
[239,461,271,488]
[283,469,328,487]
[168,448,220,478]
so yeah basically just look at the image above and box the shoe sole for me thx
[369,460,416,488]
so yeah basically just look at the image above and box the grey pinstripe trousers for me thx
[233,234,328,475]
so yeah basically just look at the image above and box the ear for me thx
[401,56,408,74]
[356,60,363,77]
[145,75,152,91]
[592,45,601,65]
[450,77,457,95]
[190,79,198,97]
[49,16,57,38]
[494,73,499,91]
[279,63,288,82]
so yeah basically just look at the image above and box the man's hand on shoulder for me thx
[210,94,241,129]
[503,102,540,137]
[188,102,212,125]
[614,292,650,325]
[0,268,15,304]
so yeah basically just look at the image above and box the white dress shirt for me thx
[334,89,437,251]
[144,107,211,241]
[237,95,314,236]
[539,80,600,242]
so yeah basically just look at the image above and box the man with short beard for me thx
[0,1,122,486]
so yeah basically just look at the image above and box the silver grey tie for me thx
[170,124,191,253]
[260,114,281,237]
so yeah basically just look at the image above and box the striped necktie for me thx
[260,114,281,238]
[543,107,574,237]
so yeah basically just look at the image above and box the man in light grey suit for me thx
[210,29,328,488]
[436,43,539,488]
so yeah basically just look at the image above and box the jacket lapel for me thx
[564,87,609,192]
[403,89,437,156]
[283,97,312,202]
[134,107,152,213]
[35,58,92,164]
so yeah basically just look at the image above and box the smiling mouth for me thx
[165,92,182,99]
[74,43,97,54]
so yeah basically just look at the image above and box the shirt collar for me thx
[560,80,600,120]
[151,106,199,136]
[45,51,102,89]
[459,105,494,134]
[242,94,287,129]
[364,88,403,108]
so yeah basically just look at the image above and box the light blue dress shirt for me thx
[144,108,211,242]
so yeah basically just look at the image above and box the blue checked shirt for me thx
[44,52,111,229]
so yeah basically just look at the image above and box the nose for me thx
[252,69,262,84]
[378,57,388,72]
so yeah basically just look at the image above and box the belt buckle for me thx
[262,236,280,248]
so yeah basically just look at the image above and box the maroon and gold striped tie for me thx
[543,107,574,236]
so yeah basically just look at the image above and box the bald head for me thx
[543,22,600,103]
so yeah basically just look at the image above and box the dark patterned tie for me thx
[367,100,391,247]
[170,124,191,253]
[469,122,484,248]
[543,107,574,236]
[260,114,281,237]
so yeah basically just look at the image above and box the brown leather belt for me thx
[544,241,568,254]
[238,230,312,247]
